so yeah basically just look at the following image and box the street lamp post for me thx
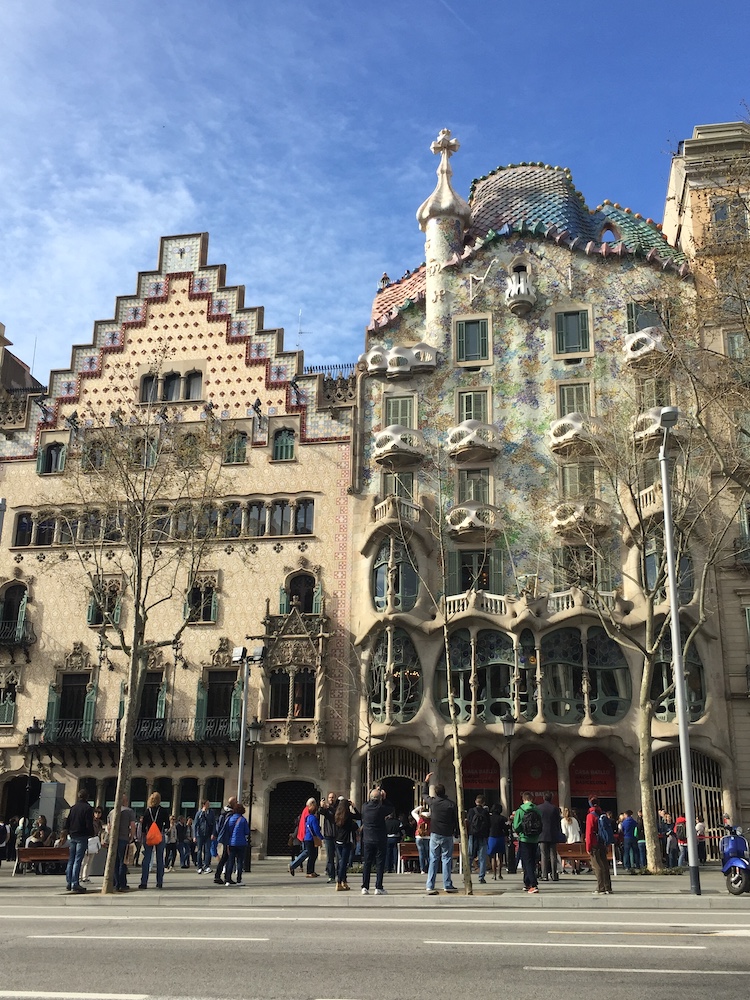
[501,711,517,873]
[233,645,265,802]
[22,719,44,847]
[658,406,701,895]
[246,716,263,873]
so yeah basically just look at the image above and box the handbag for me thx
[87,836,100,854]
[312,836,323,848]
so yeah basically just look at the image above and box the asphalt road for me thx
[2,905,750,1000]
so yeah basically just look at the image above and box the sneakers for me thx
[225,880,236,886]
[202,867,212,874]
[527,886,539,894]
[327,877,336,884]
[426,888,439,895]
[478,877,486,884]
[361,887,369,895]
[196,867,204,874]
[444,886,458,893]
[375,888,387,895]
[213,877,223,885]
[336,882,344,891]
[288,865,295,877]
[72,885,87,894]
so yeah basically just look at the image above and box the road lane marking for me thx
[28,935,269,942]
[0,993,148,999]
[525,967,750,976]
[424,940,705,950]
[549,930,706,937]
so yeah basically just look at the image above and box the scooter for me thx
[720,826,750,895]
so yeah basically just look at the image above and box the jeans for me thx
[622,837,638,869]
[416,836,430,874]
[140,840,165,886]
[678,844,688,867]
[324,837,336,879]
[335,841,351,883]
[468,836,488,879]
[196,836,212,869]
[226,845,246,882]
[518,840,538,889]
[426,833,455,890]
[290,839,318,873]
[177,842,190,868]
[589,844,612,892]
[361,837,386,890]
[66,835,88,888]
[114,839,129,889]
[638,841,647,868]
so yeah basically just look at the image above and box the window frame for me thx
[458,390,489,424]
[553,308,593,359]
[384,395,414,428]
[272,429,295,462]
[454,314,491,366]
[558,381,592,417]
[457,467,490,505]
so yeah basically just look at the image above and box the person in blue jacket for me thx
[289,799,323,877]
[224,803,250,886]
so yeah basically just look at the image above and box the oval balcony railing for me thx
[445,591,507,617]
[372,425,427,467]
[551,499,612,537]
[505,270,537,316]
[445,420,502,463]
[623,327,667,368]
[548,413,601,457]
[445,501,503,539]
[359,342,437,377]
[373,495,423,525]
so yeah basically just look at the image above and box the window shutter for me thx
[156,678,167,719]
[209,589,219,623]
[489,550,504,595]
[58,445,67,473]
[118,681,125,721]
[82,680,97,741]
[579,311,589,351]
[46,685,60,741]
[183,597,191,622]
[36,449,45,475]
[230,679,243,741]
[112,596,122,626]
[312,583,322,615]
[556,313,565,353]
[86,595,98,625]
[195,680,207,740]
[456,321,466,360]
[627,302,637,337]
[446,551,460,596]
[279,586,289,614]
[479,319,488,358]
[14,592,28,643]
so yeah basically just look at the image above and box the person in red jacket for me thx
[585,796,612,895]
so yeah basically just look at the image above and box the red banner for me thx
[569,750,616,797]
[462,750,500,789]
[512,750,559,805]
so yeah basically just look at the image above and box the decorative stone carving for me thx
[257,746,268,781]
[316,746,327,779]
[551,499,612,537]
[505,268,537,316]
[445,501,503,540]
[623,327,667,367]
[372,425,427,467]
[58,643,91,672]
[359,343,437,378]
[208,638,233,669]
[286,747,298,773]
[445,420,502,462]
[548,412,602,456]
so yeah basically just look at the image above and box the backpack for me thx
[469,808,490,838]
[0,824,7,848]
[597,813,615,845]
[521,808,543,839]
[674,821,687,840]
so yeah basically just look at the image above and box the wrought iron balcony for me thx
[445,500,503,541]
[0,619,37,647]
[41,715,239,746]
[372,425,427,468]
[445,420,502,463]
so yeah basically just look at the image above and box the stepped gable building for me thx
[0,233,356,856]
[350,126,740,839]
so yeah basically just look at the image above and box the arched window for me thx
[370,628,422,723]
[272,429,295,461]
[185,370,202,400]
[204,776,224,810]
[586,627,631,723]
[652,631,706,722]
[269,669,290,718]
[223,431,247,465]
[0,584,29,645]
[162,372,181,402]
[294,499,314,535]
[82,437,108,471]
[289,573,316,613]
[293,668,315,718]
[177,433,201,467]
[476,629,515,721]
[59,512,79,545]
[270,500,291,536]
[518,628,538,721]
[246,502,265,537]
[435,629,473,722]
[541,628,585,724]
[140,375,157,403]
[35,516,56,546]
[13,513,33,547]
[37,442,66,475]
[130,434,158,468]
[371,538,418,612]
[221,503,243,538]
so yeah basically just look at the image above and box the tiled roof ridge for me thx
[373,261,426,296]
[468,160,573,201]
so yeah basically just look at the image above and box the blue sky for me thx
[0,1,746,382]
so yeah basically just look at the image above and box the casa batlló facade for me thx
[2,123,749,854]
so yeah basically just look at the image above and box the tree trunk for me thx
[442,623,472,894]
[638,655,663,873]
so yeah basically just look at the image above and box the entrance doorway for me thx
[512,748,559,807]
[462,749,500,812]
[569,749,618,830]
[379,776,416,821]
[2,774,40,824]
[267,780,320,856]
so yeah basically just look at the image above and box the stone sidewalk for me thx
[2,858,747,909]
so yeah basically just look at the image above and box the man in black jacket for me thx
[318,791,339,883]
[63,789,95,893]
[423,772,459,894]
[538,790,562,881]
[359,786,394,895]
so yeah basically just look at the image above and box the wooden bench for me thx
[557,843,613,861]
[397,840,462,874]
[13,847,70,876]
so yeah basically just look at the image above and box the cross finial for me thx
[430,128,460,158]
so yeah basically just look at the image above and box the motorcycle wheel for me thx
[726,866,749,895]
